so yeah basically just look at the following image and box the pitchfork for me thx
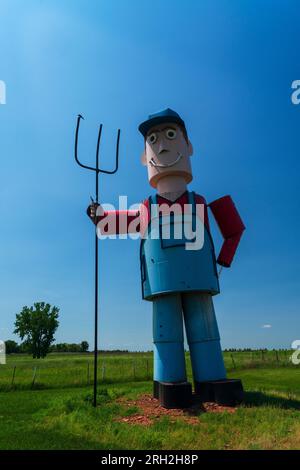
[74,114,120,407]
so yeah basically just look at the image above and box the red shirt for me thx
[89,192,245,268]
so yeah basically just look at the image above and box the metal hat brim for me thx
[138,115,186,137]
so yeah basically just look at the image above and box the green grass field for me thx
[0,350,293,391]
[0,352,299,450]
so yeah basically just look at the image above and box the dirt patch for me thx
[116,393,236,426]
[202,401,237,414]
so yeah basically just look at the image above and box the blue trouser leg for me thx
[152,293,187,383]
[182,292,226,382]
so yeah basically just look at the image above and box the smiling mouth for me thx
[149,153,183,168]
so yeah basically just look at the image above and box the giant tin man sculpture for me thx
[88,109,245,409]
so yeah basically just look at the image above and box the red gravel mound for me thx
[116,393,236,426]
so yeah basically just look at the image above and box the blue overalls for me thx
[140,191,226,384]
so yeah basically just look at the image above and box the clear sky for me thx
[0,0,299,350]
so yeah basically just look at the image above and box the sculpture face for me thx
[141,123,194,188]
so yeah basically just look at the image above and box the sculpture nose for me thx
[158,141,169,155]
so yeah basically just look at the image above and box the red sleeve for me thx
[87,206,140,234]
[208,195,245,267]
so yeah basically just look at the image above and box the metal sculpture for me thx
[85,108,245,409]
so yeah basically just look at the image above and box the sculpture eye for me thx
[148,132,157,144]
[165,128,177,140]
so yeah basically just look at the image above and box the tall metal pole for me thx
[93,192,99,407]
[93,125,102,407]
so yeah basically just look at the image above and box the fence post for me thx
[11,366,16,388]
[31,367,37,389]
[101,362,106,381]
[133,360,136,380]
[231,354,236,369]
[87,363,90,385]
[276,351,279,363]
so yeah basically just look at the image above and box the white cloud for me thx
[262,324,272,329]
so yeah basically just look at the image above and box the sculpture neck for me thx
[156,175,188,202]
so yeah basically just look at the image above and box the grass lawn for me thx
[0,366,300,450]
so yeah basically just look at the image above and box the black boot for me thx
[157,381,193,409]
[153,380,159,399]
[195,378,244,406]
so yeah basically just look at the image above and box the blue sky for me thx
[0,0,299,350]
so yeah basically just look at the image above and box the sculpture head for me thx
[139,108,194,189]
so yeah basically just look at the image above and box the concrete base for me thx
[195,378,244,406]
[153,380,159,399]
[153,381,193,409]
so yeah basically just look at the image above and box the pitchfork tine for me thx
[74,115,120,175]
[99,128,120,175]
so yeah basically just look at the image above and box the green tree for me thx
[5,340,19,354]
[19,342,30,354]
[80,341,89,352]
[14,302,59,358]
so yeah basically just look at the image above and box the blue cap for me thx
[138,108,187,137]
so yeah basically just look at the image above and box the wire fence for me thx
[0,351,297,392]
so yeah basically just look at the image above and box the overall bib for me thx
[140,192,226,384]
[140,192,220,300]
